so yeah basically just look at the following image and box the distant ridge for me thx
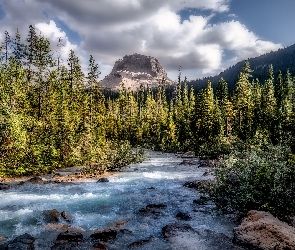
[189,43,295,91]
[101,53,174,91]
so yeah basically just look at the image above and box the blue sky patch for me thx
[0,5,6,20]
[54,18,81,46]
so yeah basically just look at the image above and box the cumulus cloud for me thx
[35,20,77,63]
[0,0,282,80]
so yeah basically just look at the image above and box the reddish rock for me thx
[0,236,7,243]
[234,210,295,250]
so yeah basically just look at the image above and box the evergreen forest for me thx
[1,27,295,218]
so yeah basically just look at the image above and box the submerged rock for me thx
[181,151,195,158]
[234,210,295,249]
[97,177,109,183]
[27,176,46,184]
[162,223,194,238]
[139,203,167,215]
[129,236,154,248]
[176,211,192,221]
[163,223,242,250]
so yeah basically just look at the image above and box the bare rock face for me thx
[233,210,295,249]
[101,53,174,90]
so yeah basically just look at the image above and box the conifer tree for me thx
[260,65,276,137]
[233,61,254,140]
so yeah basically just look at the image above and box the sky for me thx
[0,0,294,81]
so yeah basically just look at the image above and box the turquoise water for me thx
[0,151,236,248]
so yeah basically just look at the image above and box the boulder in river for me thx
[233,210,295,249]
[61,211,71,223]
[43,209,60,223]
[51,229,84,250]
[90,229,117,242]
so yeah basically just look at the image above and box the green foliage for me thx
[210,144,295,218]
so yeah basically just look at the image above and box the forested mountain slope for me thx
[189,43,295,91]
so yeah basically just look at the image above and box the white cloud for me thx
[35,20,77,65]
[0,0,282,80]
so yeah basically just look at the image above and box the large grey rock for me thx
[233,210,295,250]
[101,53,174,90]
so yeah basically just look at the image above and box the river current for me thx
[0,151,237,249]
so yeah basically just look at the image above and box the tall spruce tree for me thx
[233,60,254,140]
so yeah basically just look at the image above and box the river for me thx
[0,151,238,249]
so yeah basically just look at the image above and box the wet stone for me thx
[90,229,117,242]
[43,209,60,223]
[56,230,83,242]
[176,211,192,221]
[93,243,108,250]
[0,183,10,190]
[5,233,35,250]
[129,236,154,248]
[97,178,109,183]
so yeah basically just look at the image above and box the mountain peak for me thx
[101,54,174,90]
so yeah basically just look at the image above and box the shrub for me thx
[210,144,295,219]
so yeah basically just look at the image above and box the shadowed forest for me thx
[1,27,295,218]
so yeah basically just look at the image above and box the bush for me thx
[210,144,295,219]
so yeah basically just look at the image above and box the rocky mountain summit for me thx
[101,53,174,90]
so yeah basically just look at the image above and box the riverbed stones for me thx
[0,183,10,190]
[233,210,295,249]
[5,233,35,250]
